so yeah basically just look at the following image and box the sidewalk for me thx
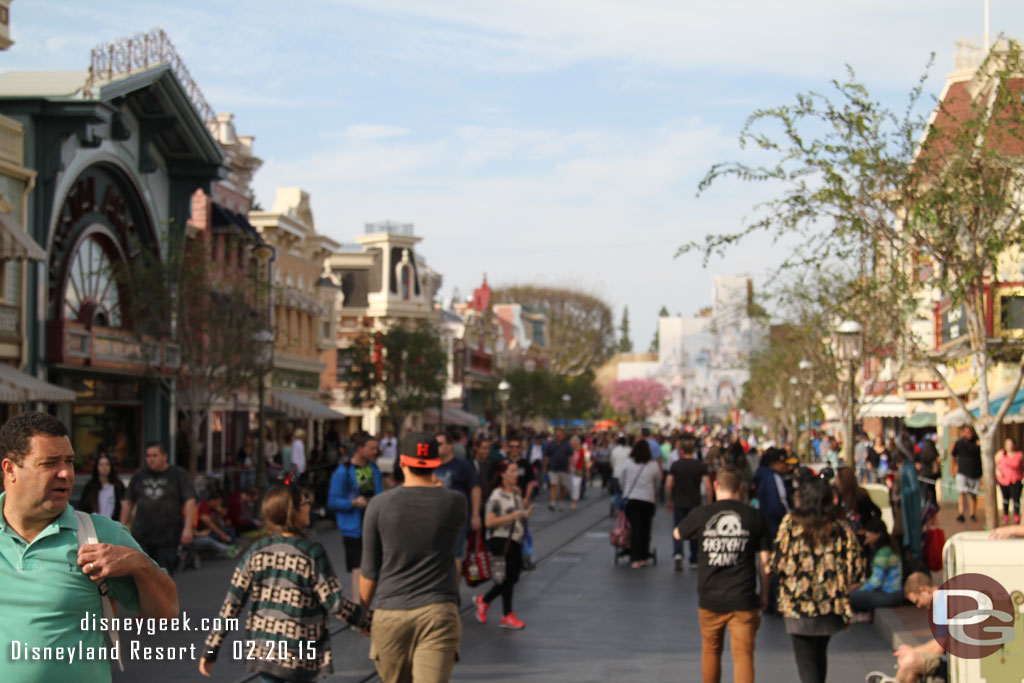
[871,500,986,652]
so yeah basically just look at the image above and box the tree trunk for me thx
[186,409,204,480]
[977,422,999,529]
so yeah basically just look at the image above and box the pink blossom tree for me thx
[602,378,670,424]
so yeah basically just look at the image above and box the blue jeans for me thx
[673,506,698,562]
[850,589,903,612]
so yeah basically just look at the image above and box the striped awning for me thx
[0,363,76,403]
[858,396,906,419]
[270,390,345,420]
[0,212,45,261]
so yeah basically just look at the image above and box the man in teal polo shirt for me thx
[0,411,178,683]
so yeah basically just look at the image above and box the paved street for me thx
[110,485,894,682]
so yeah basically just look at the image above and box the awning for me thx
[940,408,971,427]
[858,396,906,419]
[968,387,1024,424]
[903,412,937,428]
[269,391,346,420]
[423,406,485,428]
[0,363,76,403]
[0,212,46,261]
[211,202,260,240]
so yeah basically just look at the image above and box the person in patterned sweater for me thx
[199,484,368,682]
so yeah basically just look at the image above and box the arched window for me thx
[64,233,124,328]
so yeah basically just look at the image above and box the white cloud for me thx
[340,124,411,141]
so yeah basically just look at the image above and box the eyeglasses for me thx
[300,497,314,507]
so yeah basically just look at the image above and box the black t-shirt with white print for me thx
[676,499,771,613]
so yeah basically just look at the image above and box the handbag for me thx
[490,522,515,585]
[610,509,631,550]
[463,530,492,586]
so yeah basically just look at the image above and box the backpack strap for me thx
[76,511,124,672]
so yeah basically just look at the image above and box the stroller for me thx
[610,506,657,566]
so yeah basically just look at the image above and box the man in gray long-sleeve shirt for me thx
[360,432,467,683]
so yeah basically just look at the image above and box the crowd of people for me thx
[6,405,1024,683]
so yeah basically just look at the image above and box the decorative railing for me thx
[365,221,414,236]
[0,115,23,166]
[51,320,181,371]
[86,28,216,124]
[0,303,19,341]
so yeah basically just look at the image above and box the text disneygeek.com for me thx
[5,611,329,664]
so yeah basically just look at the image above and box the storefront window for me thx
[71,403,140,473]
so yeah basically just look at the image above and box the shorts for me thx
[549,470,570,490]
[343,535,363,572]
[922,651,944,678]
[370,602,461,683]
[956,473,981,495]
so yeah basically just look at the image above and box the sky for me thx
[4,1,1024,349]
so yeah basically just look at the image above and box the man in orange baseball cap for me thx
[359,432,467,682]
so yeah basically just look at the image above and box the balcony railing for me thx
[0,303,19,341]
[49,320,180,371]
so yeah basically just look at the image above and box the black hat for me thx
[399,432,441,468]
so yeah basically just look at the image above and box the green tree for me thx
[116,232,270,478]
[648,305,669,353]
[618,306,634,353]
[687,44,1024,527]
[342,321,447,438]
[492,286,615,375]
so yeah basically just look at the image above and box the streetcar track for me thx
[232,490,612,683]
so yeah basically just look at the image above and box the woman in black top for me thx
[917,439,940,507]
[78,453,126,519]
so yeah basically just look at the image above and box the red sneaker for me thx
[474,595,489,624]
[499,613,525,630]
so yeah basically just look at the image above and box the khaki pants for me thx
[698,607,760,683]
[370,602,461,683]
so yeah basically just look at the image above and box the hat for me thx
[399,432,441,468]
[764,448,797,466]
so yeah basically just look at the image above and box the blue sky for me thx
[5,1,1024,348]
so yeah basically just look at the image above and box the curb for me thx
[872,605,932,650]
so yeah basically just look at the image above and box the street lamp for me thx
[251,242,276,490]
[789,376,800,456]
[561,393,571,424]
[836,320,864,468]
[497,380,511,438]
[436,364,447,433]
[798,359,813,459]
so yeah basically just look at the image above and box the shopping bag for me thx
[522,523,534,558]
[924,527,945,572]
[610,509,631,550]
[463,530,492,586]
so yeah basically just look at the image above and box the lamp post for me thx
[436,365,447,433]
[789,376,800,456]
[497,380,511,438]
[836,320,864,468]
[798,359,813,459]
[251,242,276,490]
[561,393,571,426]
